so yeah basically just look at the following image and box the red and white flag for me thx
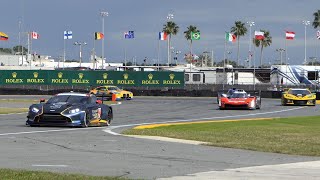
[159,32,167,40]
[31,31,39,39]
[254,31,264,40]
[285,31,295,40]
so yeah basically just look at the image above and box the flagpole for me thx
[157,38,160,71]
[27,32,30,64]
[63,37,66,70]
[223,32,227,90]
[253,41,256,90]
[190,40,192,72]
[124,37,127,70]
[167,35,170,66]
[93,33,96,70]
[284,34,288,86]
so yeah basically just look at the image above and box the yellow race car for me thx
[281,88,316,106]
[89,86,133,100]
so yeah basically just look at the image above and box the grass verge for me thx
[0,168,130,180]
[123,116,320,156]
[0,108,28,114]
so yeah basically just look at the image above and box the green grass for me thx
[0,99,38,103]
[0,108,27,114]
[0,168,131,180]
[123,116,320,156]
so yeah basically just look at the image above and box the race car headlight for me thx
[306,94,315,98]
[69,108,80,114]
[31,107,39,113]
[250,100,255,107]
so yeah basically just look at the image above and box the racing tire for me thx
[256,99,261,109]
[82,112,90,128]
[281,98,286,106]
[107,108,112,125]
[256,104,261,109]
[30,124,40,127]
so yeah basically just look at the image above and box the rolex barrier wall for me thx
[0,70,184,87]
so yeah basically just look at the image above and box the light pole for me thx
[172,49,181,65]
[276,48,285,65]
[203,51,210,67]
[309,57,317,66]
[74,42,87,67]
[166,13,174,66]
[100,11,108,69]
[303,20,310,65]
[246,21,255,68]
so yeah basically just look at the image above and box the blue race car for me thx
[26,92,113,127]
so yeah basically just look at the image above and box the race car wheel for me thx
[256,99,261,109]
[281,98,286,106]
[82,112,90,128]
[107,108,112,125]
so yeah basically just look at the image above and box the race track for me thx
[0,95,319,179]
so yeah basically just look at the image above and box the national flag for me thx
[191,32,200,40]
[64,31,72,39]
[225,32,236,42]
[285,31,295,40]
[124,31,134,39]
[31,31,39,39]
[159,32,167,40]
[317,30,320,40]
[0,32,8,41]
[255,31,265,40]
[95,32,104,40]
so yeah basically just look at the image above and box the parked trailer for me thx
[270,65,320,85]
[184,68,270,85]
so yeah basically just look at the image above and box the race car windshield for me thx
[230,93,247,98]
[47,95,89,104]
[288,89,310,95]
[108,87,120,91]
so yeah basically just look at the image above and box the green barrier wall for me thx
[0,70,184,87]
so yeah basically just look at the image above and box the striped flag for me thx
[255,31,265,40]
[95,32,104,40]
[0,32,8,41]
[64,31,72,39]
[159,32,167,40]
[317,30,320,40]
[225,32,236,42]
[285,31,295,40]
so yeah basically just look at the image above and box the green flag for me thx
[191,32,200,40]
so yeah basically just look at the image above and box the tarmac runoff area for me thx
[128,117,320,180]
[158,160,320,180]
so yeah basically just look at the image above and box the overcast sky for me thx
[1,0,320,66]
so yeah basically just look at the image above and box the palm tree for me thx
[253,30,272,67]
[163,21,179,65]
[183,25,200,63]
[312,9,320,29]
[230,21,248,66]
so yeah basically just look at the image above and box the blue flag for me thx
[124,31,134,39]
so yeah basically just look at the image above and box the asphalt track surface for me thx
[0,95,319,179]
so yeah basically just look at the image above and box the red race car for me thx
[218,89,261,110]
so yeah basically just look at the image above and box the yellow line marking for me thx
[133,117,275,129]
